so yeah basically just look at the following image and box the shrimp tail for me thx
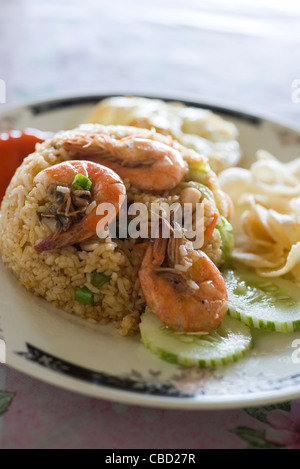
[35,223,93,252]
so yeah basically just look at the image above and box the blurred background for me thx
[0,0,300,124]
[0,0,300,125]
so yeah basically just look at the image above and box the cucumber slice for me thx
[139,309,253,368]
[224,268,300,333]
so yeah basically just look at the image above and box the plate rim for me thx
[1,90,300,134]
[1,92,300,410]
[7,350,300,410]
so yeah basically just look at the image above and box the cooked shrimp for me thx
[138,223,228,332]
[34,161,126,252]
[61,134,188,192]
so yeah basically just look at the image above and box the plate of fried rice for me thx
[1,94,300,410]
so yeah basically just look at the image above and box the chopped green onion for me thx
[216,216,234,268]
[91,270,111,288]
[72,173,92,191]
[187,161,209,184]
[196,161,209,173]
[75,286,94,305]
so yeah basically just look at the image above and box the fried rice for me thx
[0,124,230,336]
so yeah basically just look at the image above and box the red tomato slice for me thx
[0,128,51,202]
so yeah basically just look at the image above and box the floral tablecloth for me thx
[1,0,300,449]
[1,364,300,449]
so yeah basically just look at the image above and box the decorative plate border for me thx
[16,344,300,401]
[16,344,190,398]
[27,94,263,125]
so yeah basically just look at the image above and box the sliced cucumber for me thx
[139,309,253,368]
[224,268,300,333]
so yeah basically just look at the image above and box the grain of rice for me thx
[175,264,189,272]
[187,280,200,290]
[85,200,97,215]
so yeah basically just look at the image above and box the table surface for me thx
[1,0,300,449]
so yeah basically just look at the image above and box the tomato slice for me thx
[0,129,50,202]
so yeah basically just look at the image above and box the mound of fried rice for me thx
[0,124,231,336]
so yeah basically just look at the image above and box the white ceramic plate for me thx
[1,94,300,410]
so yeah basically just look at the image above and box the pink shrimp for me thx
[61,133,188,192]
[138,224,228,332]
[34,160,126,252]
